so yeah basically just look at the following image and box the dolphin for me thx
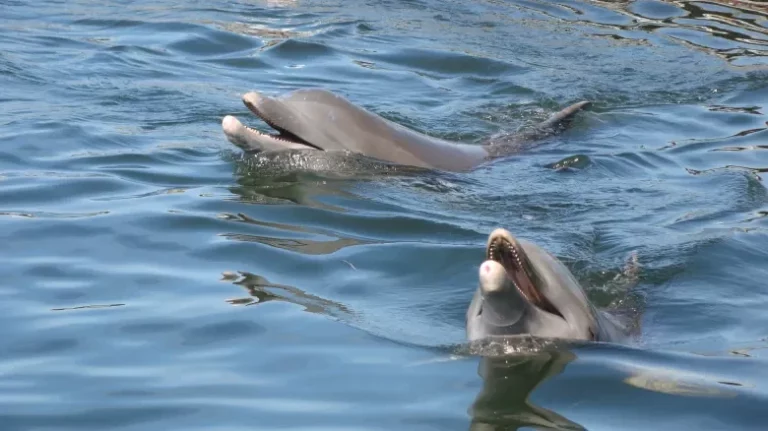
[221,88,590,172]
[466,228,629,343]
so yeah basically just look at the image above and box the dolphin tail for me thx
[485,100,591,157]
[534,101,591,135]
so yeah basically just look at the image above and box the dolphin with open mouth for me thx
[222,88,590,172]
[467,228,631,343]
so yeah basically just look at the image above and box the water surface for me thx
[2,0,768,429]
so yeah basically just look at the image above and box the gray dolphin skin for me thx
[222,88,590,172]
[466,228,627,343]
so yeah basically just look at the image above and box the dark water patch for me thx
[30,35,104,51]
[0,407,196,431]
[629,0,688,20]
[80,51,160,77]
[180,319,266,346]
[0,176,134,206]
[200,55,271,70]
[21,258,107,280]
[7,336,80,357]
[262,38,340,60]
[94,166,221,188]
[118,320,184,336]
[0,53,48,86]
[70,18,149,30]
[114,232,191,253]
[607,151,681,174]
[103,44,172,58]
[59,150,192,170]
[1,122,119,161]
[166,26,261,57]
[353,46,521,78]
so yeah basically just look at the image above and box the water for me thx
[2,0,768,429]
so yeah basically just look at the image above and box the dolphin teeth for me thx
[243,110,324,150]
[505,241,523,270]
[244,125,306,144]
[487,238,499,260]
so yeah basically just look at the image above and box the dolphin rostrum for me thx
[467,228,629,343]
[222,88,590,172]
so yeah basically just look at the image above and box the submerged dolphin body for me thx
[222,88,590,172]
[467,228,629,343]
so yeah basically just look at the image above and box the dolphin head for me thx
[222,89,365,153]
[467,228,603,342]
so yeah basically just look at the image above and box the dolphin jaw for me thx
[221,115,254,150]
[486,229,564,319]
[219,92,324,152]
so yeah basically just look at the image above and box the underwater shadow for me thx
[460,337,586,431]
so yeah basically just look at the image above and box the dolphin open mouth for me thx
[487,232,563,318]
[241,93,323,151]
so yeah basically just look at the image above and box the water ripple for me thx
[2,0,768,430]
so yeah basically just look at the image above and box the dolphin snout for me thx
[487,228,516,249]
[479,260,509,294]
[242,91,267,111]
[222,115,244,136]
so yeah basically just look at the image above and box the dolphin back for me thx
[278,89,489,172]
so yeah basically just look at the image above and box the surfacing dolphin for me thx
[222,88,590,172]
[467,228,631,343]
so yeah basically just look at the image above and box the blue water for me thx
[2,0,768,429]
